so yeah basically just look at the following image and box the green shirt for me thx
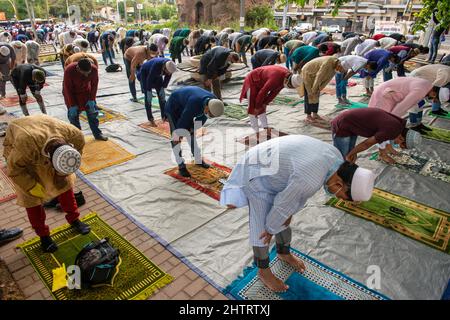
[291,46,319,64]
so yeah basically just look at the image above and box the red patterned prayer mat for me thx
[0,165,16,203]
[237,128,289,147]
[164,161,231,201]
[139,120,207,140]
[0,95,36,107]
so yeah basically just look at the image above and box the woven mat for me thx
[17,212,173,300]
[164,161,231,201]
[335,101,368,109]
[137,96,161,109]
[237,129,289,147]
[327,188,450,254]
[425,110,450,120]
[79,136,136,175]
[139,120,207,140]
[273,96,304,107]
[80,105,126,124]
[0,95,36,108]
[225,246,388,300]
[223,104,249,120]
[0,165,16,203]
[422,126,450,144]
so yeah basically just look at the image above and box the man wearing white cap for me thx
[25,40,40,65]
[3,115,90,253]
[220,135,376,292]
[240,65,302,132]
[164,86,224,178]
[331,108,422,164]
[9,40,27,65]
[0,43,16,102]
[138,58,177,127]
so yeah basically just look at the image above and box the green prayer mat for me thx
[137,96,161,109]
[422,126,450,144]
[273,96,304,107]
[335,101,368,109]
[369,151,450,184]
[327,189,450,254]
[17,213,173,300]
[425,110,450,120]
[224,104,249,120]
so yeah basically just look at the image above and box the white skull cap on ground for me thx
[351,167,376,202]
[406,129,422,149]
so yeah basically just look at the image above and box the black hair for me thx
[336,161,359,201]
[78,58,92,72]
[318,43,328,53]
[420,46,430,54]
[391,54,401,64]
[367,61,378,70]
[149,43,158,52]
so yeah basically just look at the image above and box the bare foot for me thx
[148,120,158,127]
[278,253,306,273]
[258,268,289,292]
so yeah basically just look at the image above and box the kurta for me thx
[63,63,98,111]
[411,64,450,87]
[25,40,40,64]
[3,115,85,208]
[64,52,99,68]
[169,36,187,58]
[290,45,319,65]
[240,65,290,116]
[301,56,339,104]
[220,135,343,236]
[368,78,434,117]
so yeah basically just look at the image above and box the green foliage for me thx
[412,0,450,32]
[245,5,276,29]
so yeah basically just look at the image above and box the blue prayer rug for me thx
[225,246,389,300]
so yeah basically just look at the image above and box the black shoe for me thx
[40,236,58,253]
[75,191,86,207]
[417,123,432,132]
[196,161,211,169]
[130,97,138,102]
[94,134,109,141]
[431,108,448,116]
[178,166,191,178]
[43,197,59,209]
[0,228,23,246]
[71,220,91,235]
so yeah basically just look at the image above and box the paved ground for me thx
[0,113,228,300]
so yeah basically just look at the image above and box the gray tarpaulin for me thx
[4,53,448,300]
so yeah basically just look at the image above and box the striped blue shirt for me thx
[220,135,344,235]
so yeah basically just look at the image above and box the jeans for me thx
[68,104,102,138]
[432,101,441,112]
[101,45,114,65]
[284,47,291,69]
[166,113,201,169]
[383,68,393,82]
[335,72,348,98]
[145,88,166,121]
[251,56,259,69]
[332,134,358,158]
[90,42,98,52]
[408,99,426,125]
[428,37,440,62]
[123,58,137,99]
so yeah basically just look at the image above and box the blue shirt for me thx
[126,30,137,38]
[361,49,392,77]
[220,135,344,235]
[164,86,216,130]
[137,57,172,93]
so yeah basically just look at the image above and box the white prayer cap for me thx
[73,46,81,53]
[290,74,303,88]
[52,145,81,175]
[207,99,224,117]
[359,35,366,42]
[0,46,10,57]
[165,60,177,74]
[350,167,376,202]
[405,129,422,149]
[439,87,449,103]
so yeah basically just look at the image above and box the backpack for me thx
[105,63,123,73]
[74,238,120,288]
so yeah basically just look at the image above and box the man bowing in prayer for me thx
[164,86,224,178]
[220,135,376,292]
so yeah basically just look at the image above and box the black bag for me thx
[74,238,120,287]
[105,64,123,73]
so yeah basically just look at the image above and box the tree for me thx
[158,3,176,20]
[245,5,275,28]
[412,0,450,32]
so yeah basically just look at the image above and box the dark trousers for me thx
[123,58,137,99]
[101,44,115,65]
[90,41,98,52]
[144,88,166,121]
[428,37,440,62]
[68,104,102,138]
[304,87,319,115]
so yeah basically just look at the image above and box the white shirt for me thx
[302,31,318,44]
[379,37,397,49]
[355,39,378,56]
[72,38,89,52]
[339,55,368,72]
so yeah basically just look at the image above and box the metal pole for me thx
[117,0,121,23]
[45,0,49,21]
[66,0,71,24]
[124,0,128,26]
[282,3,288,29]
[239,0,245,32]
[353,0,359,32]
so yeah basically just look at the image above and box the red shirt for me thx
[372,34,386,41]
[63,62,98,111]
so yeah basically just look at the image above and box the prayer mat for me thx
[335,101,368,109]
[425,110,450,120]
[139,120,207,140]
[321,87,336,96]
[164,161,231,201]
[329,79,358,87]
[0,95,36,108]
[0,165,16,203]
[273,96,303,107]
[80,105,126,124]
[225,246,388,300]
[237,129,289,147]
[369,150,450,184]
[224,103,248,120]
[327,188,450,254]
[421,126,450,144]
[79,136,136,175]
[17,212,173,300]
[137,96,161,109]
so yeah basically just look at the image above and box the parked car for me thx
[322,25,342,33]
[294,23,313,33]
